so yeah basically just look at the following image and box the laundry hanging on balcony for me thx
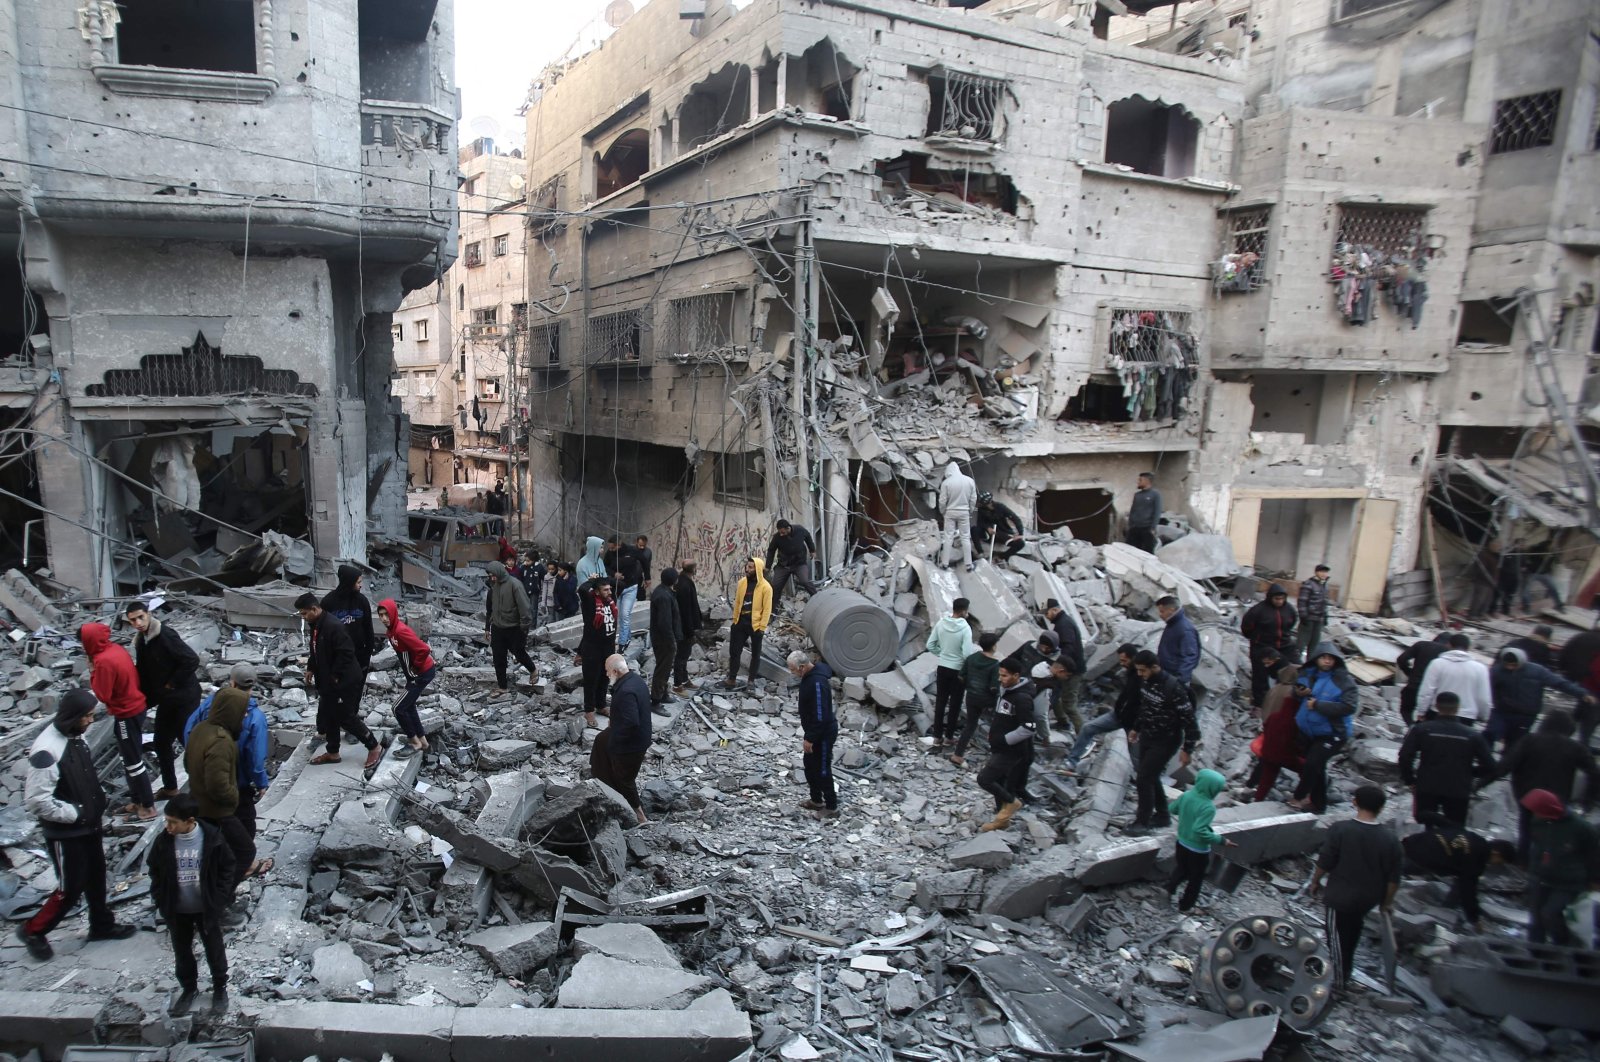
[1329,244,1431,328]
[1107,310,1199,421]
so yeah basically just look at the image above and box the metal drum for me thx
[802,588,899,677]
[1194,914,1335,1033]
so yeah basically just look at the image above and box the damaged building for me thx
[0,0,459,593]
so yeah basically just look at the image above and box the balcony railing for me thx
[360,100,453,155]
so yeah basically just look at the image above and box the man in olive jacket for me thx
[184,688,253,899]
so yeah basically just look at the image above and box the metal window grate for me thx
[464,242,483,267]
[1216,207,1270,293]
[529,323,561,366]
[1333,205,1428,259]
[1491,91,1561,154]
[927,70,1006,143]
[663,293,739,358]
[585,310,643,363]
[1228,208,1271,258]
[1108,309,1198,366]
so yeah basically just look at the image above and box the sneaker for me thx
[171,988,197,1018]
[721,679,738,690]
[309,753,342,765]
[1123,824,1151,837]
[87,923,136,942]
[815,807,840,820]
[210,988,229,1013]
[363,745,383,770]
[16,925,51,960]
[392,744,417,759]
[799,799,824,811]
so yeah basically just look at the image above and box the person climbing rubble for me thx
[1310,785,1402,988]
[1240,584,1297,709]
[80,621,156,821]
[1486,646,1595,754]
[1126,650,1198,834]
[1288,643,1358,815]
[927,597,976,751]
[977,660,1035,832]
[788,650,839,820]
[950,632,1001,767]
[1045,598,1087,715]
[297,592,381,770]
[592,655,652,826]
[1398,691,1495,826]
[1401,814,1514,933]
[321,564,376,674]
[380,599,437,758]
[1063,643,1141,776]
[183,664,270,858]
[1246,662,1305,802]
[126,600,201,802]
[725,557,772,689]
[1166,769,1236,912]
[764,519,819,607]
[1491,709,1598,862]
[938,461,978,572]
[484,561,537,699]
[974,493,1025,560]
[577,578,619,729]
[1155,595,1199,692]
[1396,632,1451,725]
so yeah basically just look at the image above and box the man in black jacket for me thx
[1397,633,1451,725]
[1487,647,1595,753]
[148,793,235,1016]
[592,656,653,825]
[764,519,818,605]
[1241,585,1297,707]
[321,564,376,672]
[1399,692,1495,825]
[789,651,839,818]
[605,537,646,650]
[1494,709,1599,861]
[1127,650,1200,833]
[648,569,683,708]
[672,562,703,694]
[974,493,1025,559]
[19,689,136,959]
[977,661,1036,833]
[297,593,381,770]
[1402,813,1515,931]
[127,601,201,800]
[1044,599,1087,729]
[1064,643,1141,774]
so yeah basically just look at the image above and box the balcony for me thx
[359,100,457,258]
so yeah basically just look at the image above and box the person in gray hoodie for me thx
[938,462,978,572]
[927,598,976,748]
[484,562,536,698]
[574,535,606,584]
[1487,647,1596,753]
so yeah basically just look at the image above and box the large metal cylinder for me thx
[802,588,899,677]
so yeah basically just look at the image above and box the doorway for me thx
[1035,488,1115,544]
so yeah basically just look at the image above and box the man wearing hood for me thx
[126,602,201,802]
[18,689,136,959]
[648,569,684,708]
[789,651,839,818]
[1397,632,1452,725]
[297,593,382,770]
[1494,709,1598,861]
[1520,788,1599,946]
[1127,650,1200,833]
[927,598,976,749]
[380,600,437,757]
[1416,634,1493,722]
[725,557,772,688]
[672,562,703,694]
[977,660,1036,832]
[484,561,537,698]
[80,622,156,821]
[1289,643,1359,815]
[938,462,978,572]
[183,664,270,853]
[1166,769,1235,912]
[577,579,619,728]
[184,687,253,903]
[575,535,607,584]
[1241,585,1297,708]
[1399,692,1495,825]
[1488,646,1595,753]
[321,565,376,673]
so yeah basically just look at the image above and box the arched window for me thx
[1105,97,1200,179]
[594,129,650,198]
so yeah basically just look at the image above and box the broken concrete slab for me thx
[478,738,539,770]
[957,561,1028,632]
[0,569,65,631]
[1101,542,1221,621]
[573,923,684,969]
[961,953,1138,1051]
[311,941,373,993]
[465,921,559,977]
[948,832,1016,870]
[1107,1014,1277,1062]
[556,953,711,1009]
[404,795,607,906]
[916,869,983,911]
[0,991,106,1057]
[1153,534,1241,582]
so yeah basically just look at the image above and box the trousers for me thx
[672,635,694,687]
[167,910,228,990]
[1413,791,1469,827]
[651,637,676,702]
[978,746,1031,810]
[590,729,647,811]
[943,513,973,568]
[728,621,763,683]
[952,698,992,758]
[152,691,199,792]
[1295,621,1325,663]
[1126,526,1157,554]
[768,563,817,603]
[804,728,838,809]
[1528,883,1578,946]
[316,689,375,756]
[1293,733,1345,813]
[1167,844,1210,911]
[617,584,639,647]
[490,626,537,690]
[114,713,155,808]
[203,814,254,897]
[1065,710,1123,769]
[25,833,115,936]
[1325,904,1371,985]
[393,665,437,739]
[580,654,609,712]
[933,666,966,741]
[1134,733,1180,826]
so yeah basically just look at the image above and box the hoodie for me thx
[927,614,976,670]
[306,608,362,696]
[380,599,435,676]
[1157,607,1200,684]
[1241,586,1297,650]
[80,623,146,719]
[186,687,246,818]
[938,463,977,517]
[1294,642,1359,741]
[1170,769,1226,852]
[1417,648,1494,721]
[321,564,376,670]
[183,689,270,791]
[25,689,107,840]
[1490,648,1588,720]
[649,576,684,644]
[960,651,1001,711]
[990,677,1038,754]
[575,536,607,584]
[485,561,533,629]
[798,660,837,738]
[1049,609,1087,675]
[732,558,773,631]
[1522,790,1600,891]
[132,614,201,706]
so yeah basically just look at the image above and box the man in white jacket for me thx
[939,462,978,572]
[1416,633,1494,722]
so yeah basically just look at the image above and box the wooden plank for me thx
[1424,512,1449,625]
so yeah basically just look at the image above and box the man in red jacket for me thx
[379,599,437,758]
[80,623,156,821]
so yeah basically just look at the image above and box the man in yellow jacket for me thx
[724,557,773,688]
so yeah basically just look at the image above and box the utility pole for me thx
[793,193,814,545]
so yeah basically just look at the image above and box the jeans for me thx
[1167,844,1210,911]
[1519,573,1563,612]
[978,746,1030,810]
[25,833,115,937]
[1134,734,1180,826]
[393,666,436,739]
[943,513,973,568]
[316,689,375,756]
[651,637,676,702]
[167,910,228,991]
[768,562,817,604]
[1050,676,1085,732]
[1484,710,1534,755]
[590,729,647,811]
[114,713,156,808]
[804,728,839,809]
[490,625,537,690]
[580,654,609,712]
[933,666,966,741]
[617,584,639,647]
[152,691,199,792]
[728,621,763,683]
[1293,733,1345,813]
[1065,710,1121,768]
[1296,621,1325,663]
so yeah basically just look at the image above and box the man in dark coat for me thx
[764,519,819,605]
[1241,584,1297,707]
[148,793,236,1016]
[1397,633,1452,725]
[672,561,703,694]
[789,651,840,818]
[321,564,376,672]
[1127,650,1200,832]
[127,601,201,800]
[1493,709,1599,861]
[974,493,1025,559]
[1399,692,1495,825]
[591,655,652,825]
[297,593,381,769]
[1487,647,1595,753]
[648,569,684,708]
[184,688,255,899]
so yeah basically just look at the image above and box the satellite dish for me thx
[507,174,526,193]
[467,115,502,142]
[604,0,634,28]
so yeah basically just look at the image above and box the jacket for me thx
[989,678,1037,755]
[798,660,837,738]
[1496,728,1599,805]
[485,562,533,629]
[975,501,1023,542]
[636,546,653,583]
[553,572,580,617]
[1417,650,1494,721]
[184,690,270,791]
[1241,588,1297,650]
[1157,608,1200,684]
[1170,769,1226,851]
[132,616,201,706]
[607,672,653,756]
[1528,814,1600,891]
[25,723,108,840]
[148,821,236,925]
[731,558,773,632]
[575,536,607,584]
[1490,651,1587,720]
[1134,668,1200,752]
[938,464,977,517]
[960,652,1001,710]
[674,572,703,636]
[1294,643,1359,741]
[307,609,362,696]
[1050,611,1086,675]
[927,615,976,670]
[518,559,544,604]
[1260,664,1301,722]
[185,689,246,818]
[80,624,146,719]
[765,526,816,570]
[1397,636,1449,687]
[649,582,684,643]
[606,544,644,590]
[321,565,376,670]
[1504,635,1553,670]
[379,599,435,677]
[1260,693,1306,766]
[1399,717,1495,799]
[577,586,619,660]
[1128,486,1162,531]
[1297,577,1331,623]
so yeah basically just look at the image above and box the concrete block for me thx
[465,920,559,976]
[450,1005,753,1062]
[957,561,1028,631]
[0,991,105,1059]
[478,738,538,770]
[1153,534,1240,580]
[254,1002,454,1062]
[573,922,684,969]
[915,868,983,911]
[981,845,1081,919]
[948,832,1016,870]
[867,669,914,708]
[1499,1015,1548,1055]
[311,940,373,992]
[556,953,711,1009]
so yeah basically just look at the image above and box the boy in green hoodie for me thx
[1166,768,1235,911]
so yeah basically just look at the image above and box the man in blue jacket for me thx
[1289,643,1359,815]
[788,651,838,819]
[1156,596,1200,688]
[184,664,270,857]
[1488,647,1596,754]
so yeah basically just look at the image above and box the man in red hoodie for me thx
[378,600,437,758]
[80,623,157,821]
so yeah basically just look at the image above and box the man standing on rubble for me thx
[635,535,654,592]
[1416,633,1493,723]
[18,689,137,959]
[974,492,1025,560]
[978,660,1036,832]
[1295,565,1332,664]
[950,632,1002,767]
[1493,709,1598,862]
[927,598,976,750]
[148,793,234,1017]
[80,622,157,821]
[183,664,270,857]
[605,536,646,650]
[1399,692,1495,825]
[184,687,254,912]
[321,565,376,675]
[1126,650,1199,834]
[1289,643,1359,815]
[648,568,684,709]
[672,561,703,695]
[939,461,978,572]
[126,602,201,802]
[1063,643,1142,775]
[1487,646,1595,754]
[1310,785,1401,987]
[725,557,772,689]
[1125,472,1162,554]
[788,650,840,819]
[577,579,619,729]
[297,593,382,770]
[1397,632,1452,726]
[1156,596,1200,693]
[484,561,538,699]
[1241,584,1297,708]
[593,655,652,825]
[1046,599,1087,718]
[764,519,819,606]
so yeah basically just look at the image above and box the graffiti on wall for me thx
[675,520,766,591]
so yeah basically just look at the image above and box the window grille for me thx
[927,70,1006,143]
[714,451,765,507]
[1333,205,1428,259]
[464,241,483,267]
[1108,310,1198,366]
[1490,91,1561,154]
[529,323,561,366]
[1216,207,1270,293]
[493,234,509,257]
[663,293,740,358]
[586,310,643,363]
[86,332,317,398]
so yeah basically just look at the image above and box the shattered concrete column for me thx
[440,769,547,925]
[31,394,97,593]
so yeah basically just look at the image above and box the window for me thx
[464,242,484,268]
[493,234,510,257]
[714,451,765,507]
[1333,205,1429,260]
[529,323,561,366]
[1457,300,1516,346]
[594,129,649,198]
[470,307,499,336]
[415,319,429,342]
[391,322,404,342]
[585,310,643,363]
[116,0,257,74]
[1105,97,1200,178]
[478,377,503,399]
[458,284,465,311]
[663,293,739,358]
[1490,91,1561,154]
[463,177,478,196]
[511,304,529,331]
[1216,207,1270,293]
[926,70,1007,143]
[1107,309,1199,366]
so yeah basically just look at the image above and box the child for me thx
[950,632,1001,766]
[1167,769,1235,911]
[1310,785,1402,986]
[379,599,437,757]
[552,563,580,620]
[1251,664,1306,802]
[148,794,235,1017]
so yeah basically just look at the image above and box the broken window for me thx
[585,310,643,364]
[1490,90,1561,154]
[1098,310,1199,422]
[391,322,404,343]
[1215,207,1269,293]
[464,242,484,268]
[531,176,562,234]
[797,39,858,121]
[357,0,437,104]
[116,0,257,74]
[1104,97,1200,178]
[1035,489,1115,545]
[560,435,692,500]
[714,451,765,507]
[876,153,1019,217]
[663,293,741,359]
[529,323,561,367]
[1456,300,1516,346]
[470,307,499,337]
[677,64,751,150]
[926,70,1007,143]
[594,129,649,199]
[493,234,509,257]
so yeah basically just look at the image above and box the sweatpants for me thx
[943,513,973,568]
[1293,733,1345,813]
[1325,904,1372,985]
[580,654,609,713]
[1167,843,1210,911]
[590,729,647,811]
[25,833,115,937]
[978,747,1031,810]
[393,665,437,739]
[651,637,676,702]
[234,789,258,840]
[1133,734,1180,826]
[933,666,966,741]
[952,698,993,758]
[316,689,376,756]
[167,910,228,991]
[113,713,156,808]
[490,626,537,691]
[152,692,199,792]
[804,728,839,810]
[728,621,763,683]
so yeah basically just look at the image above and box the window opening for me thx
[876,153,1019,217]
[594,129,650,198]
[530,323,561,367]
[677,64,752,150]
[1215,207,1269,293]
[116,0,257,74]
[1100,309,1199,421]
[1490,91,1561,154]
[391,323,404,342]
[586,310,643,363]
[1337,0,1415,18]
[1456,300,1515,346]
[1105,97,1200,178]
[715,451,765,507]
[415,319,429,341]
[493,234,509,257]
[1329,205,1432,326]
[464,241,484,268]
[663,293,742,359]
[926,70,1006,143]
